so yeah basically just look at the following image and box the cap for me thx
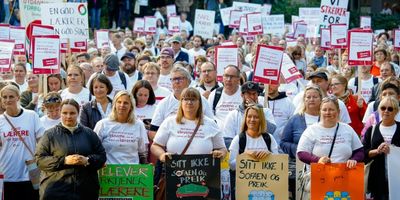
[241,81,260,94]
[308,71,328,81]
[121,52,135,60]
[170,35,182,43]
[160,47,174,58]
[104,54,120,71]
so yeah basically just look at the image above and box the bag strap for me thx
[328,123,340,158]
[4,114,35,157]
[181,122,201,155]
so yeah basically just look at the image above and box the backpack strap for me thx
[261,133,272,152]
[118,71,127,89]
[372,77,378,85]
[212,87,224,115]
[138,71,143,80]
[354,77,358,93]
[238,132,247,154]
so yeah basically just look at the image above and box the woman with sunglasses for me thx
[363,96,400,200]
[40,92,62,130]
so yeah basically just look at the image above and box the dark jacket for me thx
[20,90,36,110]
[174,50,189,63]
[363,121,400,196]
[80,98,111,130]
[35,124,106,200]
[280,114,307,158]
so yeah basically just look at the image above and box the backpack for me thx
[354,77,379,93]
[212,87,224,115]
[238,132,272,154]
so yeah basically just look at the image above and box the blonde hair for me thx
[379,96,399,114]
[240,105,267,135]
[299,85,323,115]
[176,88,204,124]
[109,91,136,124]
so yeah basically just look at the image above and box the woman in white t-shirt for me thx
[60,65,90,106]
[40,92,62,130]
[94,91,149,164]
[132,80,156,129]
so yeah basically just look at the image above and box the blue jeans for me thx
[90,8,101,30]
[3,3,10,23]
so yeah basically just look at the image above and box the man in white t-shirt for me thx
[142,62,171,103]
[208,65,243,130]
[348,65,380,103]
[188,35,206,65]
[157,47,175,91]
[121,52,142,86]
[179,12,193,35]
[195,62,222,99]
[111,33,127,60]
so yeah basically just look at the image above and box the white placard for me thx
[229,10,242,28]
[0,24,10,40]
[95,30,109,49]
[194,9,216,39]
[220,7,234,26]
[281,53,303,83]
[238,16,247,35]
[19,0,63,26]
[32,35,60,74]
[9,26,26,54]
[168,16,180,33]
[330,23,348,48]
[166,4,177,17]
[253,45,284,84]
[360,16,371,29]
[246,12,263,35]
[215,45,238,81]
[293,22,307,38]
[233,2,261,14]
[0,40,15,72]
[144,16,157,34]
[388,145,400,200]
[261,4,272,15]
[133,18,145,33]
[320,28,331,50]
[299,7,320,19]
[30,24,55,58]
[298,8,321,37]
[394,29,400,50]
[262,14,285,35]
[320,0,349,28]
[347,29,373,66]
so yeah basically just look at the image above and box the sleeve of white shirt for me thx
[201,96,215,119]
[93,119,105,140]
[296,126,315,154]
[347,77,356,94]
[33,112,45,139]
[349,124,363,150]
[338,100,351,123]
[223,110,239,139]
[153,117,172,147]
[228,135,240,170]
[150,100,167,127]
[363,102,375,123]
[138,121,149,154]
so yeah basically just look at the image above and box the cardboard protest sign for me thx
[253,45,284,85]
[31,35,60,74]
[95,30,109,49]
[235,153,288,200]
[330,23,347,49]
[168,16,180,33]
[166,154,221,200]
[262,14,284,35]
[133,18,145,33]
[98,164,153,200]
[311,163,364,200]
[320,28,331,50]
[220,7,234,26]
[221,153,231,200]
[10,26,26,55]
[166,4,177,17]
[214,45,238,81]
[0,24,10,40]
[144,16,157,34]
[232,2,261,14]
[281,53,303,83]
[320,0,349,28]
[238,16,247,35]
[19,0,63,26]
[246,12,263,35]
[229,10,242,28]
[347,29,373,66]
[388,145,400,200]
[194,9,216,39]
[394,29,400,51]
[0,40,15,72]
[28,24,54,59]
[360,16,371,29]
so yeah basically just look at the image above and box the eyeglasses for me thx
[182,97,198,104]
[330,83,342,87]
[170,77,186,83]
[44,96,61,104]
[223,74,239,80]
[380,106,394,112]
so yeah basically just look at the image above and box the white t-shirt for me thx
[208,88,242,130]
[297,122,363,163]
[179,20,193,35]
[94,118,149,164]
[157,74,172,92]
[87,71,133,98]
[154,86,171,104]
[40,115,60,131]
[188,48,206,65]
[195,83,223,97]
[304,113,319,127]
[13,80,28,93]
[0,109,45,181]
[267,97,295,143]
[153,116,225,154]
[229,133,279,170]
[60,88,90,106]
[135,104,156,121]
[348,76,380,103]
[114,46,128,60]
[380,124,397,143]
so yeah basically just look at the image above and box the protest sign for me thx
[238,16,247,35]
[166,154,221,200]
[19,0,63,26]
[0,24,10,40]
[98,164,153,200]
[311,163,364,200]
[320,0,349,28]
[330,23,347,49]
[235,153,288,200]
[0,40,15,72]
[360,16,371,29]
[244,35,255,43]
[144,16,157,34]
[394,29,400,51]
[293,22,307,39]
[347,29,373,66]
[253,45,284,84]
[246,12,263,35]
[31,35,60,74]
[10,26,26,55]
[29,24,54,59]
[320,28,331,50]
[229,10,242,28]
[299,7,321,38]
[221,153,231,200]
[166,4,177,17]
[388,145,400,200]
[232,2,261,14]
[194,9,216,39]
[262,14,285,35]
[168,16,180,33]
[95,30,109,49]
[261,4,272,15]
[220,7,234,26]
[281,53,303,83]
[60,38,68,53]
[215,45,238,81]
[133,18,145,33]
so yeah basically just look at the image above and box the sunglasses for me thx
[380,106,394,112]
[44,96,61,104]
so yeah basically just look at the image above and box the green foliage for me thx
[371,14,400,30]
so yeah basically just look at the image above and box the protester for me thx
[142,62,171,103]
[40,92,62,130]
[12,63,28,92]
[20,72,40,111]
[46,74,64,92]
[61,65,90,106]
[132,80,156,124]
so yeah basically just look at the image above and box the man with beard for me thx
[157,47,175,91]
[188,35,206,65]
[195,62,221,99]
[121,52,142,85]
[143,35,158,56]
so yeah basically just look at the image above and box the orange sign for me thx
[311,163,364,200]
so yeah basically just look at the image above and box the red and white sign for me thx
[9,26,26,55]
[330,23,347,49]
[220,7,234,26]
[29,24,54,58]
[95,29,109,49]
[133,18,145,33]
[360,16,371,29]
[320,0,349,28]
[262,14,285,35]
[0,40,15,72]
[393,29,400,51]
[253,45,284,84]
[194,9,215,39]
[214,45,238,81]
[70,39,87,53]
[144,16,157,34]
[238,16,248,35]
[347,29,373,66]
[320,28,331,50]
[0,24,10,40]
[246,12,263,35]
[229,10,242,28]
[281,53,303,83]
[168,16,180,33]
[293,22,307,39]
[166,4,177,17]
[32,35,60,74]
[60,38,68,53]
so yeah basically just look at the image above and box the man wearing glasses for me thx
[157,47,175,91]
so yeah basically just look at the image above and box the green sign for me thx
[98,164,153,200]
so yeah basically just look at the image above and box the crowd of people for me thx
[1,3,400,200]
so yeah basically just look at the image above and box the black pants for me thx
[4,181,39,200]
